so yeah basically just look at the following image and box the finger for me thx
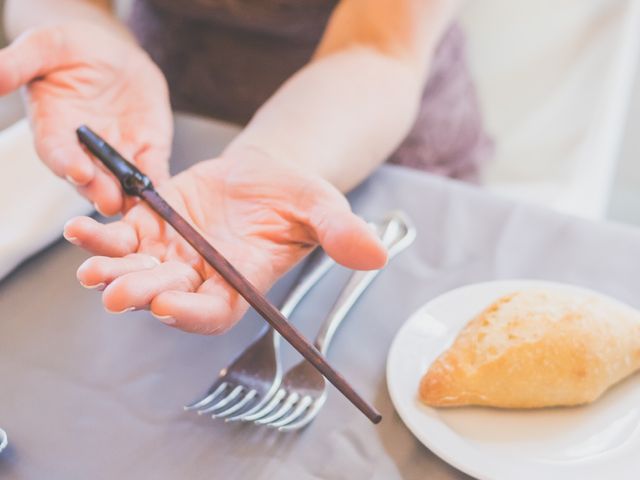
[103,261,202,314]
[76,253,160,290]
[75,169,124,216]
[309,205,388,270]
[13,28,99,187]
[64,216,138,256]
[32,119,97,186]
[0,27,65,95]
[41,141,96,186]
[132,143,171,186]
[150,290,235,335]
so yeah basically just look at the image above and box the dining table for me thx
[1,115,639,480]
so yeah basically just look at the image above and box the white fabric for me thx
[0,119,90,279]
[461,0,640,219]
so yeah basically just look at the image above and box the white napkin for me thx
[0,119,91,280]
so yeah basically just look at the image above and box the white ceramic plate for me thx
[387,280,640,480]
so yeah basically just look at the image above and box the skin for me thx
[65,154,387,334]
[3,0,456,333]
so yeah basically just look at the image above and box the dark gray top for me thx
[129,0,493,181]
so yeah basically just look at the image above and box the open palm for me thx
[0,22,172,215]
[64,154,387,334]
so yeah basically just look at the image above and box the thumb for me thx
[308,199,388,271]
[0,27,65,95]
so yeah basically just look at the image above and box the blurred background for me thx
[0,0,639,224]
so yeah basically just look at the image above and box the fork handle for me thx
[279,248,335,318]
[254,248,334,344]
[261,249,333,346]
[314,213,414,355]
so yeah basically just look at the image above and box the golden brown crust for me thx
[419,289,640,408]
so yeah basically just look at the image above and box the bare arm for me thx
[225,0,458,192]
[10,0,446,332]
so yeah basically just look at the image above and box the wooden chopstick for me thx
[76,125,382,424]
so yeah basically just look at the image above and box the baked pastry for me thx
[419,288,640,408]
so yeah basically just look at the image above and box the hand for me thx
[63,153,387,334]
[0,22,172,215]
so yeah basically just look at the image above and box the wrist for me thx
[5,1,133,44]
[222,139,324,182]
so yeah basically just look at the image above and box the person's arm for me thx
[225,0,458,192]
[57,0,459,334]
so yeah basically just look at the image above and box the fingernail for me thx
[152,312,176,325]
[80,281,106,291]
[63,231,80,246]
[65,174,82,186]
[94,203,109,217]
[106,306,136,314]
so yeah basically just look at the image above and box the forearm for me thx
[225,0,457,192]
[4,0,131,41]
[225,50,424,191]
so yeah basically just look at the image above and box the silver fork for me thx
[184,247,334,419]
[249,211,416,430]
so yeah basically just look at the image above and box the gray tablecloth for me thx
[2,122,640,479]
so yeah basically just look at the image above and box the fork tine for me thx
[277,397,326,431]
[232,388,287,422]
[224,372,283,422]
[197,385,243,414]
[267,396,314,428]
[224,394,272,423]
[255,392,299,425]
[223,395,264,422]
[184,381,228,411]
[211,389,257,418]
